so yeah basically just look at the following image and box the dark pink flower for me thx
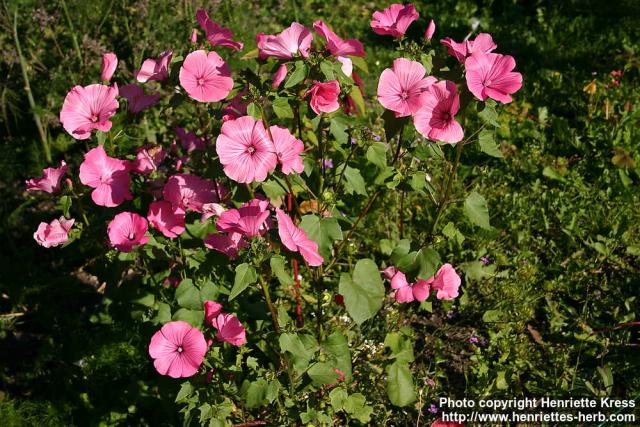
[196,9,243,51]
[431,263,461,300]
[413,80,464,144]
[147,200,185,239]
[179,50,233,102]
[163,174,217,212]
[79,145,132,207]
[389,270,431,303]
[272,64,288,88]
[174,127,206,153]
[200,202,226,222]
[211,313,247,346]
[135,50,173,83]
[107,211,149,252]
[305,80,340,114]
[313,20,365,57]
[148,321,207,378]
[221,91,248,121]
[216,198,270,238]
[256,22,313,60]
[371,3,419,38]
[424,19,436,40]
[60,84,119,140]
[33,217,74,248]
[26,160,68,193]
[204,232,246,259]
[275,208,323,266]
[270,125,304,174]
[203,300,223,326]
[465,52,522,103]
[377,58,436,117]
[119,84,161,113]
[101,52,118,82]
[133,146,166,175]
[440,33,496,63]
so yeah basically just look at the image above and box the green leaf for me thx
[176,279,201,310]
[329,388,348,411]
[172,308,204,326]
[229,263,257,300]
[350,56,368,73]
[152,302,172,325]
[416,248,441,279]
[478,100,499,127]
[240,48,259,60]
[272,97,294,119]
[245,379,268,408]
[384,332,415,364]
[279,333,316,373]
[409,171,427,192]
[482,309,502,322]
[442,222,465,245]
[386,362,416,407]
[299,215,343,259]
[247,103,262,120]
[58,195,72,217]
[338,259,385,324]
[320,60,336,80]
[464,191,491,230]
[307,362,340,385]
[324,332,352,382]
[270,255,294,287]
[344,393,373,424]
[349,86,366,115]
[330,116,349,145]
[478,129,503,158]
[284,61,307,88]
[366,141,388,168]
[175,382,194,403]
[343,166,367,196]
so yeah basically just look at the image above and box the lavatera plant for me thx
[27,3,521,425]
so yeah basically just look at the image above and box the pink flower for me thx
[216,199,270,238]
[371,3,419,38]
[256,22,313,60]
[204,232,246,259]
[107,212,149,252]
[305,80,340,114]
[133,146,166,174]
[203,300,223,325]
[59,84,119,140]
[465,52,523,103]
[413,80,464,144]
[135,50,173,83]
[272,64,288,88]
[431,263,461,300]
[175,127,206,153]
[216,116,277,183]
[163,174,217,212]
[79,145,132,207]
[424,19,436,40]
[33,217,74,248]
[196,9,243,51]
[147,201,185,239]
[275,208,323,266]
[190,28,198,44]
[221,90,248,121]
[211,313,247,346]
[269,125,304,174]
[377,58,436,117]
[389,270,431,303]
[382,266,398,280]
[440,33,496,63]
[179,50,233,103]
[313,20,365,57]
[26,160,68,193]
[148,321,207,378]
[101,52,118,81]
[119,84,161,113]
[200,202,226,222]
[431,419,464,427]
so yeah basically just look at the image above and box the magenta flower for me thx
[305,80,340,114]
[179,50,233,103]
[101,52,117,82]
[79,145,132,207]
[135,50,173,83]
[174,127,206,153]
[203,300,223,326]
[272,64,288,88]
[221,91,248,122]
[256,22,313,60]
[431,263,461,300]
[132,146,166,175]
[211,313,247,346]
[33,217,74,248]
[424,19,436,40]
[413,80,464,144]
[216,199,271,238]
[377,58,436,117]
[163,174,217,212]
[200,202,226,222]
[204,232,246,259]
[269,125,304,175]
[148,321,207,378]
[389,270,431,303]
[465,52,523,103]
[26,160,68,193]
[370,3,419,38]
[59,84,119,140]
[313,20,365,57]
[119,84,161,113]
[107,212,149,252]
[440,33,496,63]
[275,208,323,266]
[216,116,277,183]
[196,9,243,51]
[147,200,185,239]
[382,266,398,280]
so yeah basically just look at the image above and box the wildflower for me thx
[441,33,496,63]
[79,145,132,207]
[195,9,243,51]
[33,217,74,248]
[60,84,119,140]
[305,80,341,114]
[119,84,161,113]
[377,58,436,117]
[256,22,313,60]
[100,52,117,81]
[275,208,324,266]
[370,3,419,38]
[270,125,304,174]
[107,212,149,252]
[135,50,173,83]
[216,199,271,238]
[26,160,68,193]
[148,321,207,378]
[272,64,288,88]
[203,300,224,326]
[424,19,436,40]
[132,146,166,175]
[179,50,233,102]
[465,52,522,103]
[413,80,464,143]
[431,263,461,300]
[163,174,218,212]
[313,20,365,57]
[210,313,247,346]
[147,201,185,239]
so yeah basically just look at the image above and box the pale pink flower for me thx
[440,33,496,63]
[431,263,461,300]
[211,313,247,346]
[60,84,119,140]
[203,300,223,326]
[26,160,68,193]
[107,212,149,252]
[79,145,132,207]
[179,50,233,103]
[196,9,243,51]
[216,116,277,183]
[133,146,166,174]
[204,232,246,259]
[256,22,313,60]
[148,321,207,378]
[135,50,173,83]
[101,52,118,82]
[147,200,185,239]
[424,19,436,40]
[174,127,206,153]
[313,20,365,57]
[216,199,270,237]
[337,56,353,77]
[377,58,436,117]
[275,208,323,266]
[465,52,523,103]
[163,174,217,212]
[382,266,398,280]
[33,217,74,248]
[413,80,464,144]
[272,64,288,88]
[389,270,431,303]
[119,84,161,113]
[269,125,304,174]
[305,80,340,114]
[371,3,419,38]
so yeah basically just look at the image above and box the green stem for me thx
[259,276,280,333]
[427,141,464,239]
[60,0,83,67]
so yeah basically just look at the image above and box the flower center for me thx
[90,114,99,123]
[196,77,205,86]
[246,145,256,155]
[483,79,492,87]
[441,112,451,121]
[400,91,409,100]
[177,346,183,353]
[128,232,136,240]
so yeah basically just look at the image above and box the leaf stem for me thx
[427,141,464,239]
